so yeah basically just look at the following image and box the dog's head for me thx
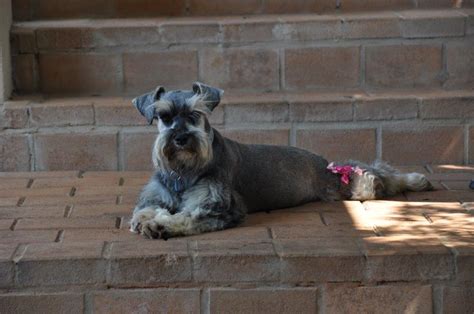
[133,82,223,173]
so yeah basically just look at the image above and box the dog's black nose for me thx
[174,133,189,146]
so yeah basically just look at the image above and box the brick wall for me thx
[1,90,473,171]
[0,0,12,102]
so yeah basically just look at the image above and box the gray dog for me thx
[129,82,433,239]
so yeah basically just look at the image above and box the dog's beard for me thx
[153,130,213,175]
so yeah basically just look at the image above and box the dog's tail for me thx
[346,160,433,201]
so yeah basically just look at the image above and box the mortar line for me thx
[200,288,210,314]
[359,45,366,90]
[464,124,469,164]
[278,48,284,91]
[117,131,124,171]
[376,125,382,160]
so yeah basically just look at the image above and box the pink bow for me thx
[327,162,364,185]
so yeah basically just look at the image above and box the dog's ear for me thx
[192,82,224,112]
[132,86,166,124]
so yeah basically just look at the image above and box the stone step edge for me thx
[12,0,472,21]
[2,89,474,129]
[11,9,473,53]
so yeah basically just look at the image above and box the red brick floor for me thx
[0,165,473,313]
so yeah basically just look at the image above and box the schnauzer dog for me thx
[129,82,433,239]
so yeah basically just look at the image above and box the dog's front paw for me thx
[129,207,157,233]
[139,219,171,240]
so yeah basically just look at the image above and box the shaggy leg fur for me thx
[130,180,247,239]
[347,160,433,201]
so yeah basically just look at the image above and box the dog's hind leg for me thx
[347,160,433,201]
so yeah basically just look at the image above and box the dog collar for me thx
[158,171,185,193]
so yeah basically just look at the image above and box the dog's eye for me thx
[159,113,172,124]
[187,111,201,124]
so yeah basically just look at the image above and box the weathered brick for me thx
[0,198,19,207]
[181,226,270,241]
[34,131,118,171]
[0,133,30,171]
[15,217,116,230]
[0,187,71,198]
[243,211,325,227]
[285,47,360,90]
[360,236,455,281]
[16,242,106,287]
[108,241,192,286]
[221,18,280,43]
[36,28,89,50]
[271,225,375,239]
[0,229,61,247]
[365,44,443,89]
[161,22,220,43]
[274,238,365,282]
[11,0,31,21]
[225,101,288,123]
[220,129,289,146]
[442,286,474,313]
[12,54,38,93]
[30,99,94,127]
[62,229,137,242]
[1,101,29,129]
[0,206,64,219]
[34,0,110,19]
[466,9,474,35]
[11,28,36,53]
[263,0,334,13]
[189,0,260,15]
[21,194,117,207]
[296,128,376,163]
[91,25,162,47]
[210,288,318,314]
[0,244,16,287]
[470,127,474,164]
[70,204,131,217]
[0,293,84,314]
[417,0,459,8]
[39,53,122,94]
[193,240,279,282]
[324,284,432,313]
[382,126,464,165]
[0,178,29,190]
[354,96,418,120]
[121,130,156,171]
[73,185,140,197]
[290,96,353,122]
[123,51,198,93]
[200,48,279,92]
[95,98,146,126]
[92,289,200,313]
[420,94,474,119]
[445,43,474,89]
[0,171,79,179]
[278,16,342,41]
[338,0,412,11]
[114,0,186,17]
[399,10,465,38]
[341,13,401,39]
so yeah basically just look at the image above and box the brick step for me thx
[1,90,473,171]
[13,0,472,21]
[11,9,474,95]
[0,169,472,312]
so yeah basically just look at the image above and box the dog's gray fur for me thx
[130,82,433,239]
